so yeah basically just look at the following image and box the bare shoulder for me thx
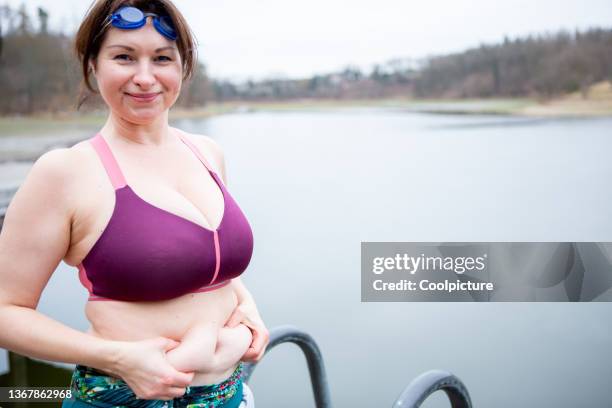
[24,147,78,198]
[25,139,105,214]
[173,128,227,185]
[11,144,90,218]
[66,138,110,178]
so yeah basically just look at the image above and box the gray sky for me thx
[6,0,612,82]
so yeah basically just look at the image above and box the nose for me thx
[132,60,156,89]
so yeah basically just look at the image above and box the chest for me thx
[66,148,225,267]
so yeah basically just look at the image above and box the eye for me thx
[156,55,173,62]
[114,54,132,61]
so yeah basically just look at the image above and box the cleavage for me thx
[130,177,224,231]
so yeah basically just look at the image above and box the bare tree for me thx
[38,7,49,35]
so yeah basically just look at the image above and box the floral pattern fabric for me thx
[63,362,245,408]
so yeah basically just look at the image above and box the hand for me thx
[224,299,269,363]
[110,337,195,400]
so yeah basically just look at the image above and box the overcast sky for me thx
[5,0,612,82]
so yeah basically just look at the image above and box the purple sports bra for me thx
[77,132,254,302]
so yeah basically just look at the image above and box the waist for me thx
[85,283,238,341]
[84,286,243,384]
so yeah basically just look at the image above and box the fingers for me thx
[136,386,186,401]
[241,346,264,362]
[241,325,269,362]
[167,385,188,398]
[166,370,194,387]
[256,349,266,360]
[143,370,193,400]
[161,338,181,352]
[225,307,245,328]
[250,326,269,352]
[123,338,196,401]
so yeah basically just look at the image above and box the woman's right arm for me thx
[0,148,123,372]
[0,149,195,400]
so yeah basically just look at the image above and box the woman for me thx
[0,0,269,406]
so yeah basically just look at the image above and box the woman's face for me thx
[92,19,182,123]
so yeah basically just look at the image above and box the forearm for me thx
[0,304,119,373]
[231,277,254,305]
[230,278,264,329]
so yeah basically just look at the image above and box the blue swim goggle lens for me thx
[108,6,177,41]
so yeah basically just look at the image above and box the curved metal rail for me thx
[392,369,472,408]
[242,325,472,408]
[242,325,333,408]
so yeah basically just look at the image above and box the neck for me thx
[101,110,172,147]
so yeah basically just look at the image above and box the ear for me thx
[89,59,97,77]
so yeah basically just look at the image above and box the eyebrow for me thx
[105,45,177,52]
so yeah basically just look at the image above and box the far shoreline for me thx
[1,87,611,137]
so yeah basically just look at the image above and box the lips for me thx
[126,92,161,102]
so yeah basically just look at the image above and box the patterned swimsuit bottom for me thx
[62,362,245,408]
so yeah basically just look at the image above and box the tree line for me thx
[412,29,612,99]
[218,28,612,101]
[1,4,611,114]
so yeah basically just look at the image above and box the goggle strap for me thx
[105,7,178,41]
[152,18,177,41]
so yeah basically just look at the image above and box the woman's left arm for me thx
[194,133,270,362]
[226,277,269,362]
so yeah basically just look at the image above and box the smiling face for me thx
[92,19,183,124]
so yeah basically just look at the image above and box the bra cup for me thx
[84,187,217,301]
[217,192,254,281]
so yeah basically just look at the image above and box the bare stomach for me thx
[84,283,252,386]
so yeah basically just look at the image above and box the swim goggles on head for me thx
[106,6,177,41]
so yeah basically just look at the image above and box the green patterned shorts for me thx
[61,362,245,408]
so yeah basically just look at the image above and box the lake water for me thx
[35,109,612,407]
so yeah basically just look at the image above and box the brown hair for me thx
[74,0,197,109]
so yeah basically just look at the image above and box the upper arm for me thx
[0,149,74,309]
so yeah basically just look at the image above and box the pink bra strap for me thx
[177,132,215,174]
[90,133,127,190]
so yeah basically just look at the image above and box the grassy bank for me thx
[211,81,612,117]
[1,82,610,136]
[0,113,106,137]
[173,97,537,116]
[201,81,612,117]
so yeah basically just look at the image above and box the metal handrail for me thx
[242,325,333,408]
[244,325,472,408]
[392,369,472,408]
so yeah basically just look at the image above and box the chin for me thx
[122,106,167,123]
